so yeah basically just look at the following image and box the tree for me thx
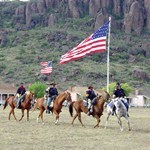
[29,82,46,98]
[103,82,133,96]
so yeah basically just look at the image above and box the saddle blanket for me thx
[83,99,91,109]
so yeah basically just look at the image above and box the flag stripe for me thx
[59,21,109,64]
[40,62,48,67]
[40,67,52,74]
[40,61,53,74]
[62,38,106,58]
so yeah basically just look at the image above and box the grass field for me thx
[0,106,150,150]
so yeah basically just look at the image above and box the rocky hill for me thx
[0,0,149,91]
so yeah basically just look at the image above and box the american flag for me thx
[40,61,48,67]
[60,21,110,64]
[40,61,52,74]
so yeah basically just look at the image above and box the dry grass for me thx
[0,106,150,150]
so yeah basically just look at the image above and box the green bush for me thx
[29,82,46,98]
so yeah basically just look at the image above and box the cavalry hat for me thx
[88,86,93,89]
[50,82,57,85]
[116,82,120,86]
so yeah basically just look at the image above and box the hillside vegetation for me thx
[0,1,149,91]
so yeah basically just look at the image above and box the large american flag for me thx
[60,21,110,64]
[40,61,52,74]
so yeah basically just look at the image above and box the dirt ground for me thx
[0,106,150,150]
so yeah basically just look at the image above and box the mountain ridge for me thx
[0,0,149,91]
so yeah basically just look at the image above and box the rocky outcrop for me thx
[48,14,56,26]
[124,1,144,35]
[68,0,80,18]
[0,30,7,46]
[133,70,150,82]
[144,0,150,30]
[26,2,32,27]
[11,0,150,34]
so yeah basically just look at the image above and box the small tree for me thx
[103,82,133,96]
[29,82,46,98]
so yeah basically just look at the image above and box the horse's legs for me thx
[8,108,13,120]
[53,110,59,124]
[116,116,123,131]
[77,112,84,127]
[40,109,45,124]
[37,109,42,123]
[125,116,131,131]
[71,113,78,125]
[19,109,24,121]
[12,108,17,121]
[27,109,29,121]
[105,112,111,129]
[94,115,100,128]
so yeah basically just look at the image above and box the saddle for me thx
[83,99,91,109]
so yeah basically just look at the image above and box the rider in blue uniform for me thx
[46,82,58,114]
[16,83,26,108]
[112,82,129,115]
[86,86,96,116]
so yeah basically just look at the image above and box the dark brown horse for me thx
[33,91,72,124]
[3,91,34,121]
[69,91,110,128]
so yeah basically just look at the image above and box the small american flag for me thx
[40,61,52,74]
[60,21,110,64]
[40,61,48,67]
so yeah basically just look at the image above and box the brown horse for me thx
[69,90,110,128]
[33,91,72,124]
[3,91,34,121]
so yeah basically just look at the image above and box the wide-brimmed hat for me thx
[88,86,93,89]
[116,82,120,86]
[50,82,57,85]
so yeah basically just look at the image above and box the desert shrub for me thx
[29,82,46,98]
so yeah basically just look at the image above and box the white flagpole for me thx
[107,17,111,93]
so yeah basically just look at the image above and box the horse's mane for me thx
[56,92,65,99]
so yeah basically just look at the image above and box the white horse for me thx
[105,98,131,131]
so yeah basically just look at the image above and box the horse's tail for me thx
[69,102,75,117]
[3,97,9,110]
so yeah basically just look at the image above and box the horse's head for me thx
[25,91,35,102]
[113,98,121,108]
[64,90,72,103]
[101,91,111,102]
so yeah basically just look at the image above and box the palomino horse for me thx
[33,91,72,124]
[69,91,110,128]
[105,98,131,131]
[3,91,34,121]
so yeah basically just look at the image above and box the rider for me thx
[86,86,96,116]
[46,82,58,114]
[112,82,129,115]
[16,83,26,108]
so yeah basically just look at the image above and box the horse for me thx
[69,91,110,128]
[105,98,131,131]
[3,91,34,121]
[33,91,72,124]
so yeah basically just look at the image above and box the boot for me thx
[46,106,50,114]
[112,111,114,116]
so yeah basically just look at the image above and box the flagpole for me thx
[107,17,111,93]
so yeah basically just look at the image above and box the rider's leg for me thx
[46,97,52,113]
[112,105,116,115]
[17,98,21,108]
